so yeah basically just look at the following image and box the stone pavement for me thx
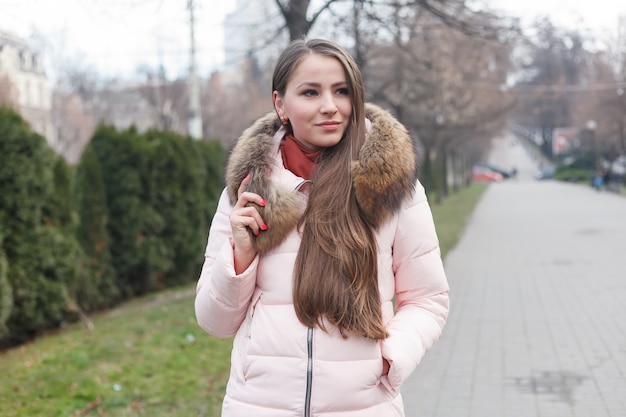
[402,132,626,417]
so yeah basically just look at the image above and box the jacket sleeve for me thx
[195,189,259,338]
[381,180,450,392]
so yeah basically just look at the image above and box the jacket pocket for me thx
[377,340,397,397]
[241,290,263,381]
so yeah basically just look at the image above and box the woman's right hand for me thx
[230,174,267,274]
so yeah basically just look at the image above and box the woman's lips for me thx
[317,121,341,131]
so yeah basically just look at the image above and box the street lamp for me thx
[586,120,598,175]
[618,88,625,154]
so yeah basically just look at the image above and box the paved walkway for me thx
[402,132,626,417]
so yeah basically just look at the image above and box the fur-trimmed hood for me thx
[225,103,418,253]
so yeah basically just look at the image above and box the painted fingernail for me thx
[261,224,267,231]
[260,199,266,206]
[254,229,260,236]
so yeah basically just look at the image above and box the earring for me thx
[281,116,288,126]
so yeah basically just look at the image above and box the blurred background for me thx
[0,0,626,417]
[1,2,626,415]
[1,0,625,174]
[2,0,626,337]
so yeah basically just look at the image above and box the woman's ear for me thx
[273,91,289,125]
[273,91,284,118]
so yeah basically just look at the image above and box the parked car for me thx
[474,163,515,178]
[472,165,503,182]
[535,165,556,180]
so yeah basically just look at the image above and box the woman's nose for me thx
[320,93,338,114]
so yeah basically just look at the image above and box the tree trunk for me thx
[283,0,311,40]
[420,145,434,196]
[440,149,449,199]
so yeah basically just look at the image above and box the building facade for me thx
[0,31,54,144]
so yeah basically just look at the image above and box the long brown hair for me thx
[273,39,388,340]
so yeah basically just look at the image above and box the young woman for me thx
[195,38,449,417]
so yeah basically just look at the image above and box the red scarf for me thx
[280,134,320,181]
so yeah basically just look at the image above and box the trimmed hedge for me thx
[74,144,119,310]
[0,107,224,346]
[0,107,88,344]
[86,125,224,298]
[0,238,10,337]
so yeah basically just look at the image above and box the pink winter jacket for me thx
[195,104,449,417]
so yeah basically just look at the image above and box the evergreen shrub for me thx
[89,125,224,297]
[0,107,88,344]
[0,106,224,345]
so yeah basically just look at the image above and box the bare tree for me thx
[136,68,188,134]
[272,0,516,42]
[216,0,518,198]
[365,6,515,196]
[51,90,96,164]
[594,16,626,156]
[274,0,341,40]
[202,57,273,148]
[511,18,596,158]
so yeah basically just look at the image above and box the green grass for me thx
[0,183,487,417]
[430,183,489,259]
[0,289,232,417]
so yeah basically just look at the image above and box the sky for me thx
[0,0,237,80]
[488,0,626,37]
[0,0,625,81]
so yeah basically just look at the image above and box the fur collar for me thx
[225,103,418,253]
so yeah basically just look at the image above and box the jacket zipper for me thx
[304,327,313,417]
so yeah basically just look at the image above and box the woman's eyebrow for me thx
[296,81,348,89]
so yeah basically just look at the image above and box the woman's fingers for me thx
[231,174,268,242]
[236,174,267,209]
[237,174,251,199]
[231,206,266,235]
[232,176,267,273]
[235,192,266,210]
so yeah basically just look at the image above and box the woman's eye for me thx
[336,88,350,95]
[303,89,318,97]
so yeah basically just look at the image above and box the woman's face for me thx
[273,54,353,151]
